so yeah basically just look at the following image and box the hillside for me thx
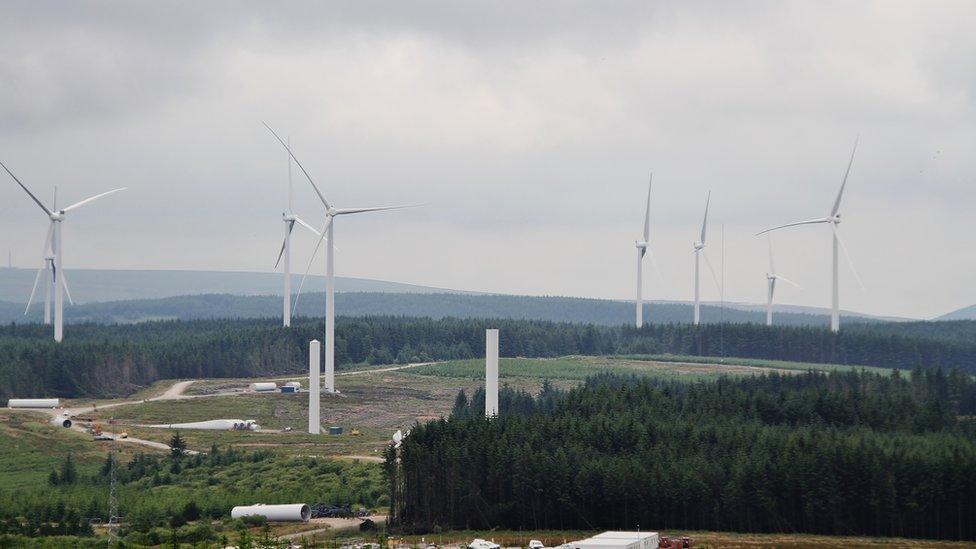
[937,304,976,321]
[0,267,469,303]
[0,291,886,327]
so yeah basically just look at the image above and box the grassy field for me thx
[411,355,809,381]
[0,411,159,489]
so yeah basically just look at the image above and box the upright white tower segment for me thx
[634,174,653,327]
[265,123,418,394]
[757,138,862,332]
[308,339,320,434]
[2,161,125,342]
[485,329,499,418]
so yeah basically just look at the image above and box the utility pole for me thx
[107,419,119,547]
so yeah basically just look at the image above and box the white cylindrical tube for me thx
[8,398,60,408]
[231,503,310,522]
[485,329,499,418]
[248,382,277,392]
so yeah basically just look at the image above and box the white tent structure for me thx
[569,532,659,549]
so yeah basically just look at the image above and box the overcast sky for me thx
[0,1,973,319]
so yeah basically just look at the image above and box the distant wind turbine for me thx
[764,236,801,326]
[272,137,323,328]
[264,123,419,393]
[758,138,862,332]
[634,174,655,327]
[692,191,719,325]
[2,161,126,342]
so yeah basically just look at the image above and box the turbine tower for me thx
[764,236,800,326]
[2,161,125,341]
[273,137,323,327]
[758,138,862,332]
[265,123,417,393]
[692,191,717,325]
[634,174,652,327]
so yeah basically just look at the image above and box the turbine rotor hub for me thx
[50,212,64,222]
[283,213,296,222]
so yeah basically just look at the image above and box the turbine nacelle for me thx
[50,211,65,222]
[635,241,647,249]
[693,241,704,251]
[283,213,296,222]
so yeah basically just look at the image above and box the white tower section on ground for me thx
[309,339,320,434]
[485,329,499,418]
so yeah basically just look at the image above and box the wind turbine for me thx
[264,123,418,393]
[273,137,324,328]
[2,161,125,341]
[764,236,800,326]
[634,174,653,327]
[692,191,718,325]
[757,138,862,332]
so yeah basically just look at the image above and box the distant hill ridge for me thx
[0,290,887,328]
[938,304,976,321]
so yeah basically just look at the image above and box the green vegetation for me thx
[391,368,976,541]
[3,316,976,401]
[619,353,894,375]
[0,440,384,545]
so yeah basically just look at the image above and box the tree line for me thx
[2,316,976,400]
[388,368,976,541]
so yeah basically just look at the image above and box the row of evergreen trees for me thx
[2,316,975,399]
[388,369,976,541]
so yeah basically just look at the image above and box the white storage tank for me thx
[231,503,310,522]
[284,381,301,389]
[249,382,278,392]
[8,398,60,409]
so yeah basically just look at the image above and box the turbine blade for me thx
[702,250,722,295]
[61,270,74,306]
[61,188,127,212]
[831,136,859,217]
[700,191,711,245]
[293,216,322,236]
[1,160,51,216]
[832,224,865,290]
[274,237,288,269]
[647,248,664,284]
[24,265,44,314]
[756,217,831,236]
[262,122,331,210]
[776,274,802,289]
[768,278,776,305]
[334,204,423,216]
[643,173,652,242]
[292,218,330,315]
[767,234,775,275]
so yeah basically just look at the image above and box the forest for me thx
[3,316,976,400]
[388,369,976,541]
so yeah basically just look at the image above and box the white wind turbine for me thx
[692,191,719,325]
[757,139,862,332]
[2,161,126,342]
[264,123,418,393]
[634,174,654,327]
[763,236,801,326]
[272,137,324,327]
